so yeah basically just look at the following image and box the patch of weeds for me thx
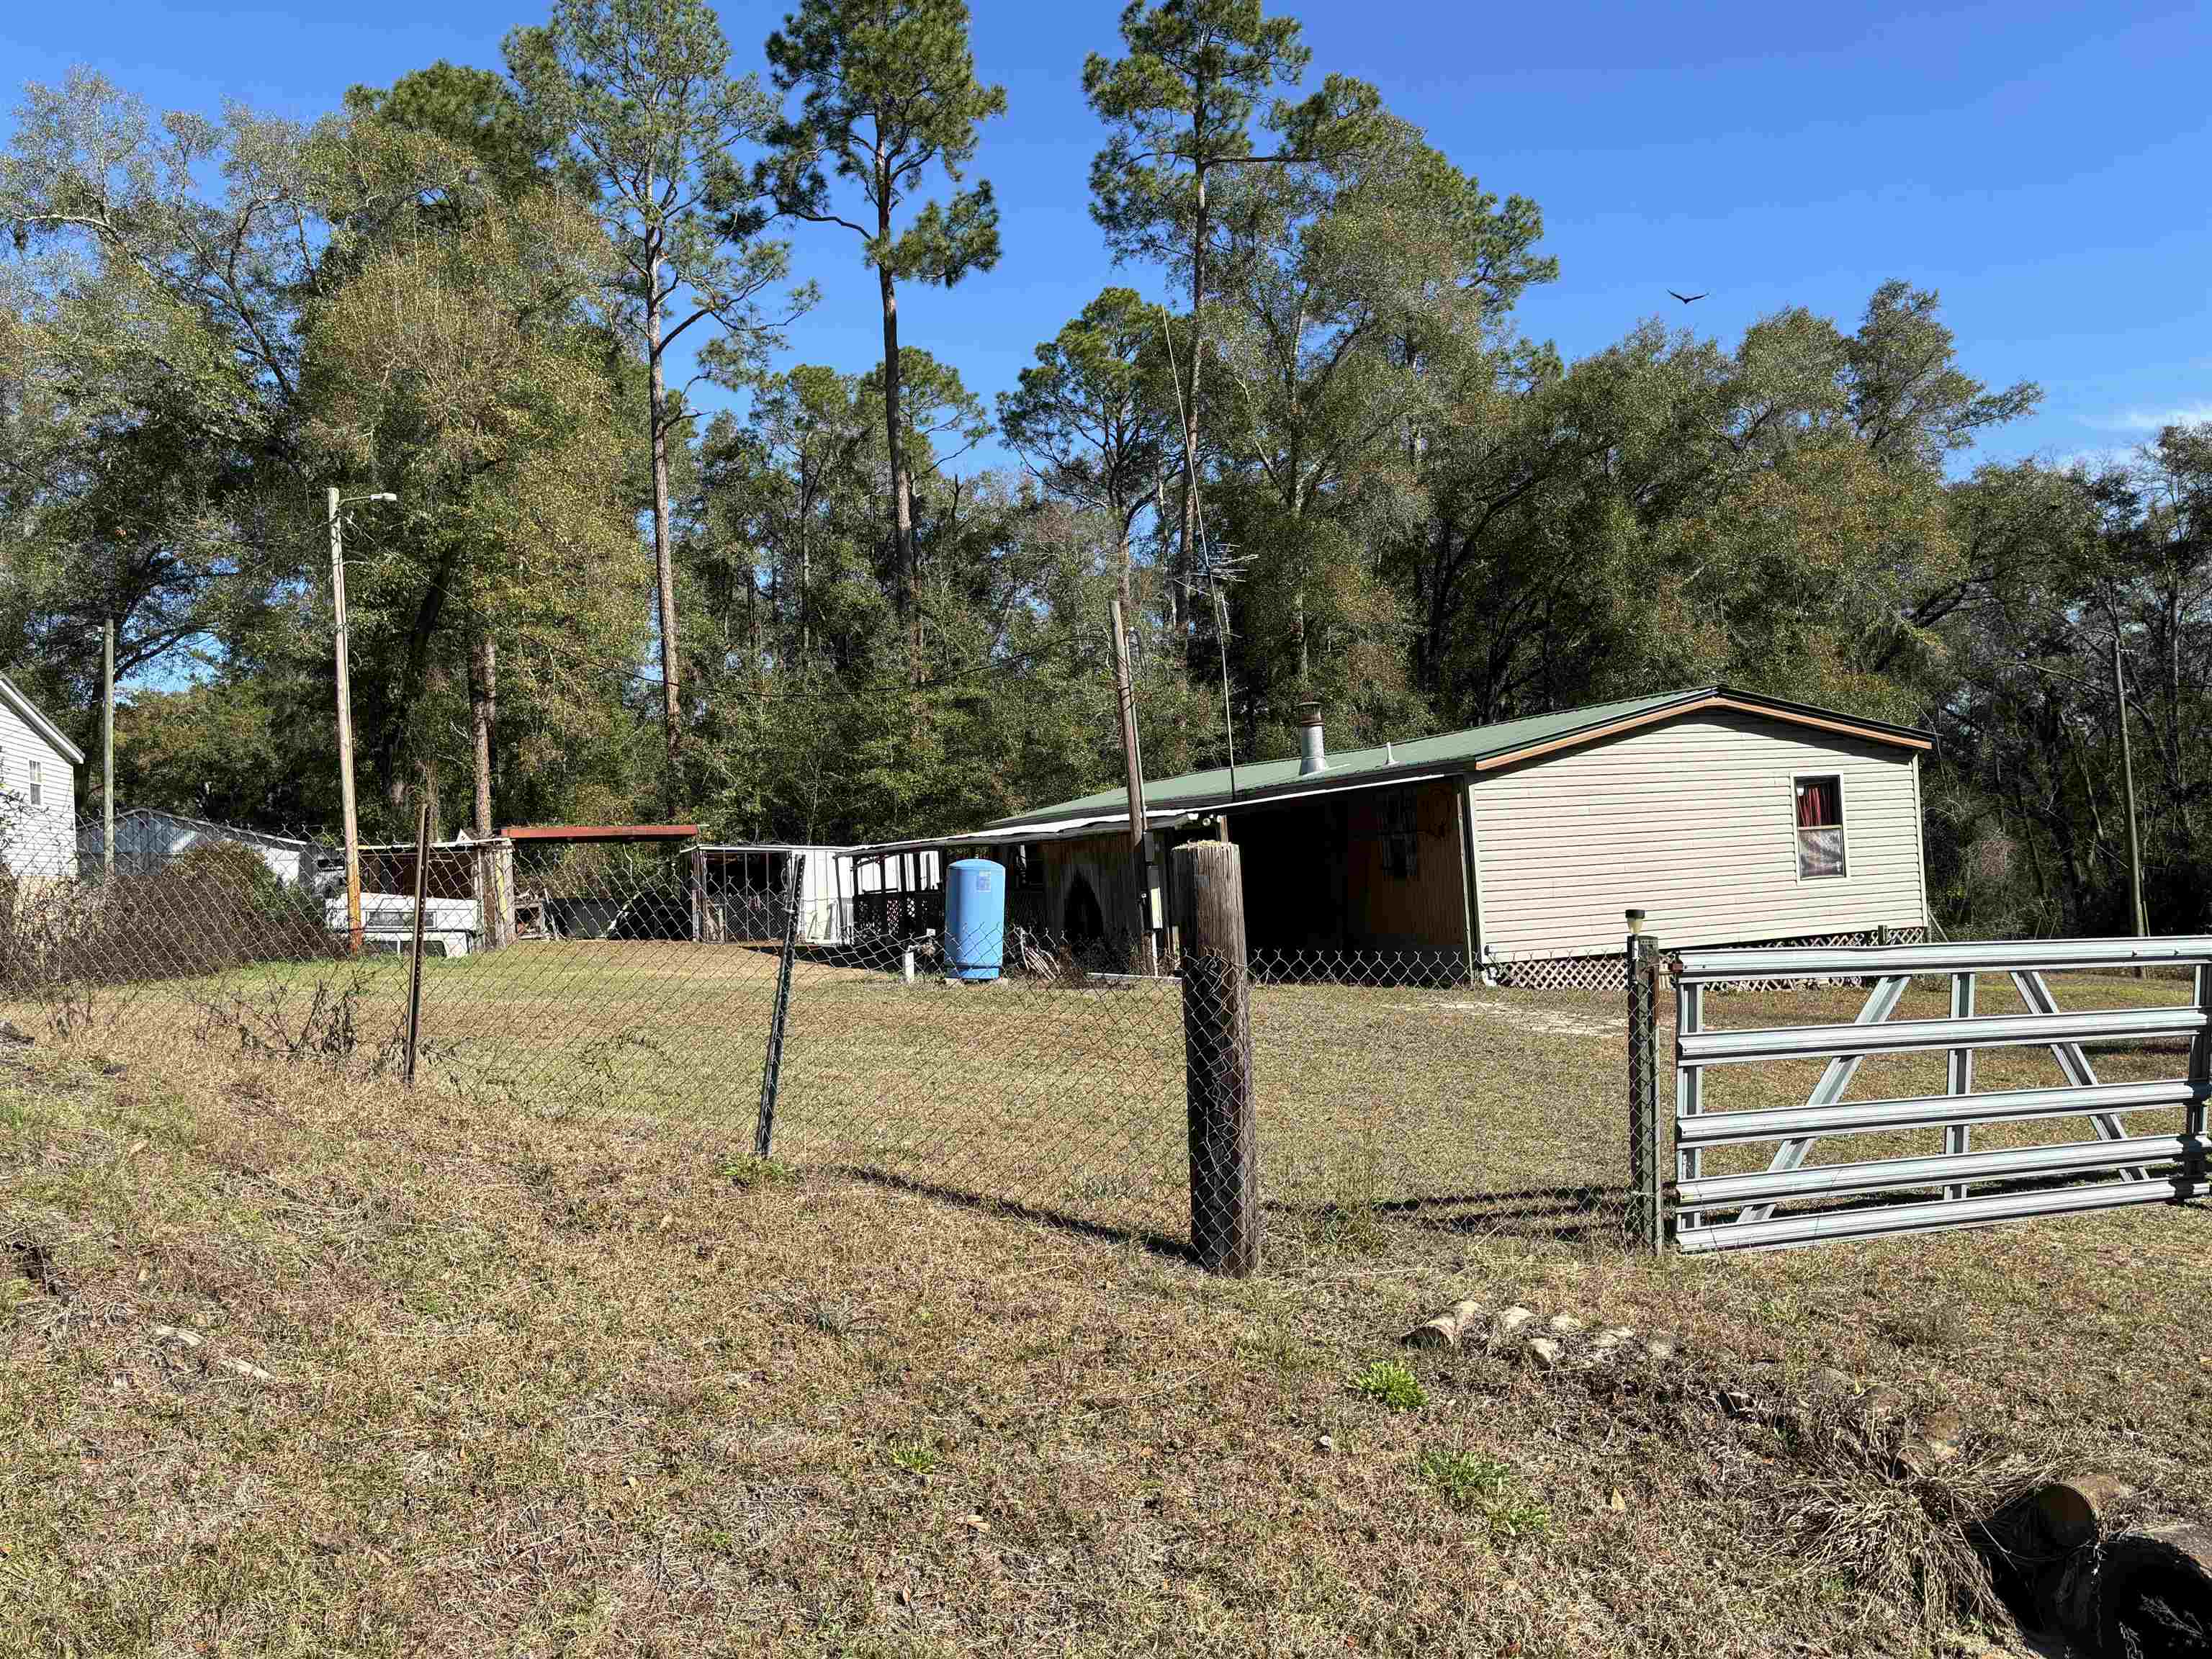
[721,1156,793,1192]
[807,1293,858,1337]
[1882,1301,1966,1354]
[1416,1444,1552,1541]
[886,1438,937,1477]
[1353,1359,1426,1411]
[43,984,104,1040]
[1313,1201,1388,1255]
[1755,1292,1805,1326]
[192,969,395,1071]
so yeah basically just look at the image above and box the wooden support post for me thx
[690,843,706,943]
[403,801,431,1088]
[1174,840,1259,1275]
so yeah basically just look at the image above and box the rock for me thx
[2031,1473,2136,1551]
[0,1021,31,1046]
[1403,1313,1462,1350]
[1644,1335,1677,1364]
[1858,1382,1907,1423]
[1406,1298,1486,1349]
[1493,1306,1534,1340]
[1316,1434,1336,1452]
[1591,1326,1633,1352]
[1545,1312,1585,1336]
[1527,1338,1565,1370]
[1810,1366,1859,1400]
[1917,1403,1965,1460]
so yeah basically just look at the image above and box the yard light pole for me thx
[328,486,397,955]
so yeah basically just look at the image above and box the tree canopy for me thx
[1,1,2202,939]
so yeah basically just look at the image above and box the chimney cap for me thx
[1297,699,1323,726]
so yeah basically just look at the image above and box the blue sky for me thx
[5,0,2209,476]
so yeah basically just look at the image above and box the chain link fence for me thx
[5,816,1665,1260]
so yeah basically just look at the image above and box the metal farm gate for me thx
[1665,937,2212,1252]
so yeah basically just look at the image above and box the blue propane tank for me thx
[943,858,1006,981]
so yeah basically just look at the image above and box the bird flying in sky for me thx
[1668,289,1708,305]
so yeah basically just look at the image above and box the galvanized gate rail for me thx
[1669,937,2212,1253]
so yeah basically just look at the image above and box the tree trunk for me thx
[382,546,460,817]
[2168,585,2194,834]
[646,233,683,811]
[469,630,497,840]
[1155,466,1182,646]
[421,659,446,842]
[878,159,917,686]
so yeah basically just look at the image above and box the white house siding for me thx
[0,692,78,881]
[1468,709,1928,959]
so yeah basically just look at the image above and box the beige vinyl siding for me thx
[1470,709,1928,958]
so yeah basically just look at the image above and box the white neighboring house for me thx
[78,809,318,889]
[0,670,84,882]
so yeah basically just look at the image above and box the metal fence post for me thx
[1175,840,1259,1276]
[403,801,431,1088]
[754,853,806,1159]
[1625,910,1664,1253]
[2190,962,2211,1190]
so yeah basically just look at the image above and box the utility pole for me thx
[329,486,365,955]
[1109,596,1159,967]
[2115,636,2147,941]
[102,618,114,877]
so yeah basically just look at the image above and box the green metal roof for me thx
[984,685,1930,831]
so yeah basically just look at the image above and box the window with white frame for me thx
[1794,775,1845,878]
[27,757,42,808]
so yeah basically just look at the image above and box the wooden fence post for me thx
[1174,840,1259,1275]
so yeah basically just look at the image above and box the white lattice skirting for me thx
[1488,926,1932,994]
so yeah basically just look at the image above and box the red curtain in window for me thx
[1796,778,1840,827]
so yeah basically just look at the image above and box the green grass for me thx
[1416,1445,1553,1540]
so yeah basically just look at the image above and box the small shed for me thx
[873,685,1934,983]
[81,809,316,888]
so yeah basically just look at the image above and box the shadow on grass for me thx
[823,1162,1197,1264]
[1277,1182,1637,1246]
[827,1160,1642,1259]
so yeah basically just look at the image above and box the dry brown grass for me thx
[4,994,2210,1657]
